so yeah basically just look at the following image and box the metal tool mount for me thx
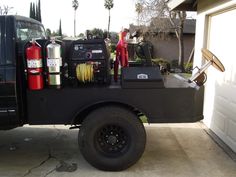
[188,48,225,86]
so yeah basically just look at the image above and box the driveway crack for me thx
[43,167,57,177]
[21,148,58,177]
[21,126,61,177]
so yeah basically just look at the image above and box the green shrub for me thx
[171,59,179,68]
[152,58,169,65]
[110,43,116,53]
[140,115,148,123]
[184,62,193,73]
[135,57,143,64]
[110,52,116,61]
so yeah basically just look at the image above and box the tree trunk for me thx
[138,13,140,26]
[74,10,76,37]
[107,10,111,38]
[178,23,184,72]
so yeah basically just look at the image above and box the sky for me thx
[0,0,137,36]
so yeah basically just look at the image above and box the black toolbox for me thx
[121,67,164,88]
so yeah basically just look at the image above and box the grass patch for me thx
[140,115,148,123]
[180,73,192,79]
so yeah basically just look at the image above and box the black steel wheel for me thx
[95,124,130,158]
[78,106,146,171]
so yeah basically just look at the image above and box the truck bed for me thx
[164,74,198,88]
[26,74,204,125]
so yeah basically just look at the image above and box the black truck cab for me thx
[0,15,46,128]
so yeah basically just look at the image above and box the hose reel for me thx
[76,63,94,83]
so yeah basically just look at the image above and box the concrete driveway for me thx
[0,123,236,177]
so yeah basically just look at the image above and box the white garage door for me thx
[204,7,236,152]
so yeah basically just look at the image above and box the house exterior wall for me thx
[147,34,195,62]
[194,0,236,152]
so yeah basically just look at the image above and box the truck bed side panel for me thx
[27,87,204,124]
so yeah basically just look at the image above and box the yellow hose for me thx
[76,63,94,83]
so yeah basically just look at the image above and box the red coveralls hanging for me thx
[114,29,129,82]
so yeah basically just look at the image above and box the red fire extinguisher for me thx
[26,39,44,90]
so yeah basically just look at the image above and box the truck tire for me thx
[78,106,146,171]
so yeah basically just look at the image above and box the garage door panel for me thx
[215,85,236,105]
[211,110,226,132]
[205,7,236,152]
[214,97,235,119]
[211,121,227,141]
[232,68,236,84]
[212,122,236,153]
[228,120,236,142]
[212,84,236,121]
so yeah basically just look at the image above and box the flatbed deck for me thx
[109,74,196,89]
[26,74,204,125]
[164,74,198,88]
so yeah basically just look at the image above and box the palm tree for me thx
[104,0,114,38]
[58,19,62,37]
[72,0,79,37]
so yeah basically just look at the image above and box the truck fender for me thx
[71,100,149,125]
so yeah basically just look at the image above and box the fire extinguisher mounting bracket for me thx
[31,38,42,48]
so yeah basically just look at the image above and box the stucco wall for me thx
[147,34,195,62]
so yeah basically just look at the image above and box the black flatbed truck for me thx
[0,15,204,171]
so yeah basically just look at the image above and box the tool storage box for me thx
[121,67,164,89]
